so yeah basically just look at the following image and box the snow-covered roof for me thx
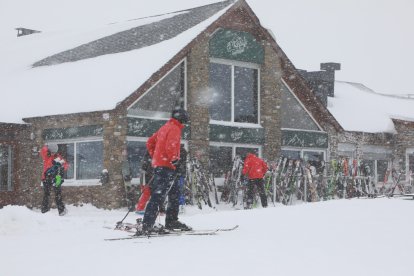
[328,81,414,134]
[0,1,234,124]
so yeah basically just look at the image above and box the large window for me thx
[235,147,259,161]
[337,144,393,184]
[282,148,325,168]
[128,61,186,118]
[209,144,261,177]
[281,83,320,130]
[127,141,148,180]
[376,160,389,183]
[209,61,259,124]
[0,145,12,191]
[209,146,232,178]
[126,140,187,184]
[52,141,103,183]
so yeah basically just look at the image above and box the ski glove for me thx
[172,159,180,167]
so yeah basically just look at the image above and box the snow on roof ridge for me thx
[32,0,233,67]
[390,115,414,123]
[336,80,414,100]
[119,0,233,25]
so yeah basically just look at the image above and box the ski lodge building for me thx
[1,0,413,208]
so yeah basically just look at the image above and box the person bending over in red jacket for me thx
[40,144,69,215]
[242,153,269,209]
[136,108,191,235]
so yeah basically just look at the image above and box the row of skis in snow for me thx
[220,156,413,207]
[123,155,413,211]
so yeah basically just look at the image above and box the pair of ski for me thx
[105,224,239,241]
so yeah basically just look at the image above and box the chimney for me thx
[15,28,41,37]
[298,62,341,107]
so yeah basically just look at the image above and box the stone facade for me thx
[186,33,211,167]
[260,43,283,160]
[0,123,32,206]
[17,111,128,209]
[393,119,414,173]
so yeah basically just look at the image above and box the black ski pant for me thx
[41,180,65,214]
[142,167,179,229]
[246,178,267,208]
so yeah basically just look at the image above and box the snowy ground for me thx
[1,198,413,276]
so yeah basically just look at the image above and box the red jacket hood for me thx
[146,118,184,170]
[242,154,268,179]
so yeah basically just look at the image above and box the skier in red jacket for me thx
[242,153,269,209]
[135,150,154,214]
[40,144,69,215]
[137,108,191,235]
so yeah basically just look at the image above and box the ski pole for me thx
[116,175,156,228]
[116,205,135,229]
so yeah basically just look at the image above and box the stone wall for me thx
[0,123,32,207]
[186,34,210,167]
[19,110,128,209]
[260,43,282,160]
[393,119,414,171]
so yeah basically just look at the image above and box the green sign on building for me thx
[43,125,103,140]
[127,118,190,140]
[127,118,263,145]
[282,129,328,148]
[209,29,264,64]
[209,124,264,144]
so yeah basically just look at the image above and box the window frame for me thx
[127,58,187,120]
[209,58,260,126]
[46,137,104,186]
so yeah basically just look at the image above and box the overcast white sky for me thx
[0,0,413,95]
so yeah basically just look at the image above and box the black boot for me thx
[134,223,169,236]
[165,220,192,231]
[134,224,150,236]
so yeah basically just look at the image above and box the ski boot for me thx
[59,208,68,216]
[165,220,192,231]
[134,222,169,236]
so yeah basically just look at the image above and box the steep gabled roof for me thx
[33,1,233,67]
[0,1,234,124]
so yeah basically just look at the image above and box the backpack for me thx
[45,159,65,186]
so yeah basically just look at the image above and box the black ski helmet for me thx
[171,108,189,124]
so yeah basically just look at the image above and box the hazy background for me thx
[1,0,412,95]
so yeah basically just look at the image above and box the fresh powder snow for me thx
[1,198,413,276]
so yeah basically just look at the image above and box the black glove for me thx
[172,159,180,167]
